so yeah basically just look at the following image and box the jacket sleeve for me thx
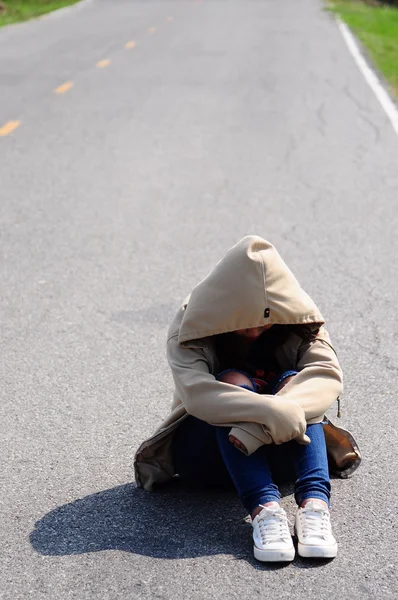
[166,334,308,445]
[276,327,343,420]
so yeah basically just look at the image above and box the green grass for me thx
[329,1,398,96]
[0,0,81,26]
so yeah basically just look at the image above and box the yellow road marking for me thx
[97,59,111,68]
[125,41,136,49]
[0,121,21,137]
[54,81,74,94]
[148,27,156,33]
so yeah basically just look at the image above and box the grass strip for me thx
[0,0,81,26]
[329,1,398,97]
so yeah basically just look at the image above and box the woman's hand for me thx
[229,434,247,453]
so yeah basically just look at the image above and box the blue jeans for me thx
[172,416,331,514]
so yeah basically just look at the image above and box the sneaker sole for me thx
[254,545,295,562]
[297,542,338,559]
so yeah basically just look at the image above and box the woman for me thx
[135,236,361,562]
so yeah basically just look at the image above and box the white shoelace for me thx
[257,505,291,544]
[300,506,331,540]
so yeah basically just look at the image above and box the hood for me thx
[178,236,324,345]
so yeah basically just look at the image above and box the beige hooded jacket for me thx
[134,236,361,491]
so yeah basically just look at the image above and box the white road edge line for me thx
[338,20,398,138]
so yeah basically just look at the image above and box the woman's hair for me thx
[293,324,321,342]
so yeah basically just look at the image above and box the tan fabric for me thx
[135,236,359,491]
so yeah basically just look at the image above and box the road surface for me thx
[1,0,398,598]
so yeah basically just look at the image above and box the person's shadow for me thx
[29,481,330,569]
[30,482,252,558]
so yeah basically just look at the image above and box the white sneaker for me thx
[295,500,338,558]
[252,503,295,562]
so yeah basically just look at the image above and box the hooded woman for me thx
[134,236,360,562]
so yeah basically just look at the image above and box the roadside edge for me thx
[337,19,398,138]
[0,0,93,30]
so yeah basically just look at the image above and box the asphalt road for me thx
[1,0,398,598]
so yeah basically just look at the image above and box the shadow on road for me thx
[30,482,250,559]
[29,482,331,569]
